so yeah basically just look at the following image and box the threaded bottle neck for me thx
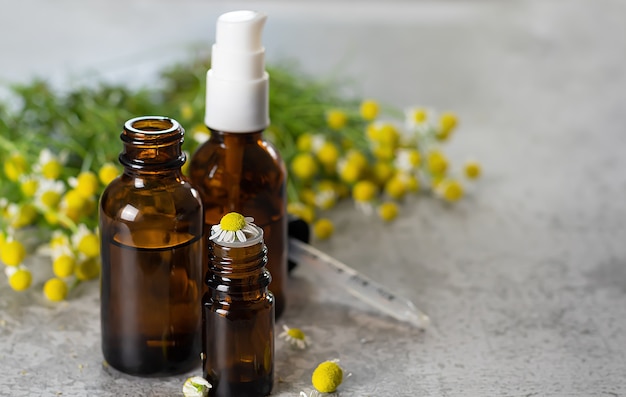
[119,116,186,172]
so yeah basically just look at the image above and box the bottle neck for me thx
[119,116,186,174]
[208,129,264,144]
[207,239,271,300]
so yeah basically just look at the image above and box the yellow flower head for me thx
[63,189,87,212]
[53,254,76,278]
[384,176,407,200]
[372,161,395,186]
[210,213,257,243]
[359,99,379,121]
[427,150,448,176]
[20,176,39,198]
[316,142,340,168]
[464,160,482,179]
[8,203,38,229]
[291,153,319,181]
[1,239,26,267]
[326,109,348,130]
[438,179,464,202]
[287,202,316,224]
[378,201,399,222]
[7,267,32,291]
[279,324,311,349]
[312,360,344,393]
[296,133,314,152]
[72,224,100,258]
[313,218,334,240]
[75,171,99,198]
[36,149,64,180]
[75,257,100,281]
[352,180,378,203]
[3,153,28,182]
[43,278,68,301]
[98,163,119,186]
[439,111,458,132]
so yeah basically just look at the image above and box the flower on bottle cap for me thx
[182,376,212,397]
[209,212,257,243]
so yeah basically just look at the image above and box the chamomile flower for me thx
[326,109,348,130]
[68,171,99,198]
[182,376,212,397]
[3,153,28,182]
[279,324,311,349]
[291,153,319,181]
[35,178,66,210]
[359,99,380,121]
[300,391,320,397]
[210,212,257,243]
[5,265,32,291]
[43,277,68,301]
[72,224,100,258]
[0,238,26,267]
[405,107,433,130]
[312,360,344,393]
[394,148,421,172]
[98,163,119,185]
[313,218,334,240]
[34,148,64,180]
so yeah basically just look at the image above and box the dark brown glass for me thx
[99,116,203,376]
[189,130,287,318]
[203,227,274,397]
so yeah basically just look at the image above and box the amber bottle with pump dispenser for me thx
[203,214,274,397]
[99,116,203,376]
[189,10,287,318]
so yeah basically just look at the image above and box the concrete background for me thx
[1,0,626,395]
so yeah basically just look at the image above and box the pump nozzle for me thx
[205,10,270,132]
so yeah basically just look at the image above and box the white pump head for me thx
[205,10,270,133]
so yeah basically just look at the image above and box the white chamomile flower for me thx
[300,391,320,397]
[310,134,326,153]
[34,178,66,209]
[210,212,257,243]
[182,376,212,397]
[279,324,311,350]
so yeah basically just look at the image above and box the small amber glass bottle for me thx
[203,218,274,397]
[99,116,203,376]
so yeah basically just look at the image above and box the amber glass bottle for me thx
[190,10,287,318]
[99,116,203,376]
[189,132,287,318]
[203,222,274,397]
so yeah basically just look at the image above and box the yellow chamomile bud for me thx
[77,232,100,258]
[326,109,348,130]
[412,108,428,124]
[219,212,246,231]
[352,180,378,203]
[76,171,99,198]
[359,99,379,121]
[20,177,39,198]
[3,153,28,182]
[63,189,86,212]
[427,150,448,176]
[43,278,68,301]
[313,218,334,240]
[377,123,400,148]
[75,257,100,281]
[372,161,395,186]
[180,103,194,121]
[41,159,62,180]
[316,142,340,169]
[436,112,458,141]
[438,179,464,202]
[11,204,38,228]
[384,176,407,200]
[296,133,314,152]
[98,163,119,185]
[287,203,316,224]
[291,153,319,181]
[464,160,482,179]
[1,240,26,267]
[8,267,32,291]
[378,201,399,222]
[312,360,344,393]
[53,254,76,278]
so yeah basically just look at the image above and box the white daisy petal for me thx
[235,230,246,242]
[225,230,235,243]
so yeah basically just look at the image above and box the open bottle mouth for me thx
[125,116,179,135]
[119,116,186,171]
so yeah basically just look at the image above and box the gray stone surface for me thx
[1,0,626,396]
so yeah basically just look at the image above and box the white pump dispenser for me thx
[205,10,269,133]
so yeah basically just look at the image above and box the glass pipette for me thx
[288,238,430,330]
